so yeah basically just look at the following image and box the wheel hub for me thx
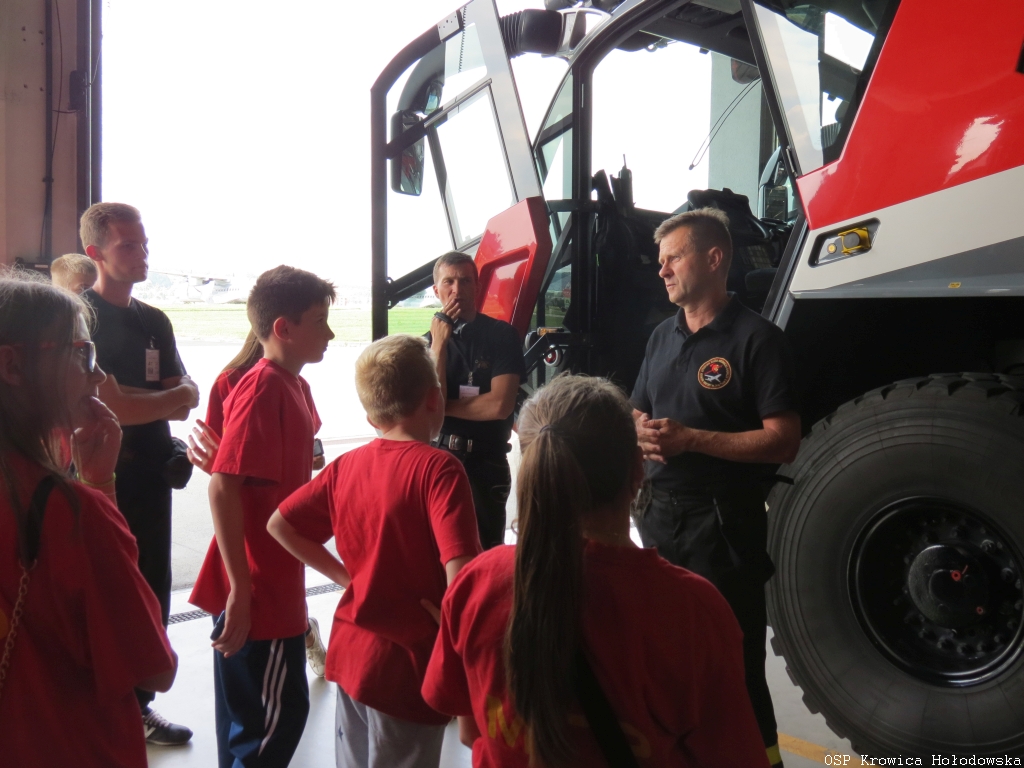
[907,544,989,627]
[850,498,1024,686]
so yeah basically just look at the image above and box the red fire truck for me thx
[371,0,1024,757]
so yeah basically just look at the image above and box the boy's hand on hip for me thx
[420,599,441,626]
[214,589,251,657]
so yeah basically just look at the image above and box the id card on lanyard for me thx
[145,339,160,382]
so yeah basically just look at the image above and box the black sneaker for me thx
[142,707,193,746]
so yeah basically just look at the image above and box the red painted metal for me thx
[474,196,553,339]
[796,0,1024,230]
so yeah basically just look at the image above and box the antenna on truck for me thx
[688,79,759,170]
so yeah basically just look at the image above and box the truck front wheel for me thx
[767,373,1024,757]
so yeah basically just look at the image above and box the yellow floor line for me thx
[779,732,849,764]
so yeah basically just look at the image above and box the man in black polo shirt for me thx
[631,208,800,768]
[426,251,525,549]
[81,202,199,746]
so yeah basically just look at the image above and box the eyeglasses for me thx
[70,340,97,373]
[7,340,97,373]
[37,340,98,373]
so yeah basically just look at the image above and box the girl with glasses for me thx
[0,275,178,767]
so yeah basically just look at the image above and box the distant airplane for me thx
[151,271,256,305]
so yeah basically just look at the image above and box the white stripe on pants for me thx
[335,686,446,768]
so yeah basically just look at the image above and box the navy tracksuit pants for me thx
[213,625,310,768]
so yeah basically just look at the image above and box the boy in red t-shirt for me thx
[268,334,482,768]
[189,265,336,768]
[186,328,329,677]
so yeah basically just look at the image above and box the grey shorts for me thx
[335,686,446,768]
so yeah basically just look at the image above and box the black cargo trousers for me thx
[442,448,511,551]
[115,460,173,709]
[638,483,778,748]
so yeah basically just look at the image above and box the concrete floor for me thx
[156,342,859,766]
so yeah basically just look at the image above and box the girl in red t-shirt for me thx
[0,277,177,767]
[185,328,264,471]
[423,375,770,768]
[187,328,326,472]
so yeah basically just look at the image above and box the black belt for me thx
[650,473,794,501]
[649,486,714,505]
[434,433,475,453]
[433,433,510,456]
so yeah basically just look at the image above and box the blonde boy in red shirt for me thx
[269,334,482,768]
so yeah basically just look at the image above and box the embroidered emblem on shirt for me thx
[698,357,732,390]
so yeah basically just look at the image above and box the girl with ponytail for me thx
[185,328,263,472]
[423,374,768,767]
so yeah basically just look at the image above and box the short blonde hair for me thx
[79,202,141,249]
[355,335,439,427]
[50,253,97,288]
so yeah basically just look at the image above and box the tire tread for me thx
[768,372,1024,753]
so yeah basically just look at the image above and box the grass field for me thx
[160,305,437,344]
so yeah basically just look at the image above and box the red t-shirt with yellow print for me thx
[423,542,770,768]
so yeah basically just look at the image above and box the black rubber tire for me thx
[767,373,1024,758]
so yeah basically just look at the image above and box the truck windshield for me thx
[750,0,898,174]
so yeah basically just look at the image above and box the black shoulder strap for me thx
[574,647,640,768]
[23,475,57,565]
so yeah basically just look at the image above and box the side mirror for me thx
[501,8,590,59]
[390,111,425,197]
[730,58,760,84]
[758,145,792,220]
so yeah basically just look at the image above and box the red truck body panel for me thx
[797,0,1024,231]
[474,196,553,339]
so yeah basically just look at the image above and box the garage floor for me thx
[146,568,856,768]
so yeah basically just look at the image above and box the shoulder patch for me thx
[698,357,732,390]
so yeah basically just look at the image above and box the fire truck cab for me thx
[371,0,1024,757]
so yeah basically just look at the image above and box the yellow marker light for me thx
[948,282,962,289]
[827,243,837,254]
[839,227,871,255]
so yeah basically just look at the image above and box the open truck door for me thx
[369,0,553,341]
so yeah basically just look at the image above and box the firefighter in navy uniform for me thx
[426,251,525,550]
[631,209,801,768]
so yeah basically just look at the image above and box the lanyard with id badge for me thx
[459,378,480,399]
[448,332,480,399]
[145,339,160,382]
[134,299,161,383]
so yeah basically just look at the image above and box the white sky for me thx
[103,1,716,288]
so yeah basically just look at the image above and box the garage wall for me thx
[0,0,94,267]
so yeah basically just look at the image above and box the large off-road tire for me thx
[767,374,1024,758]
